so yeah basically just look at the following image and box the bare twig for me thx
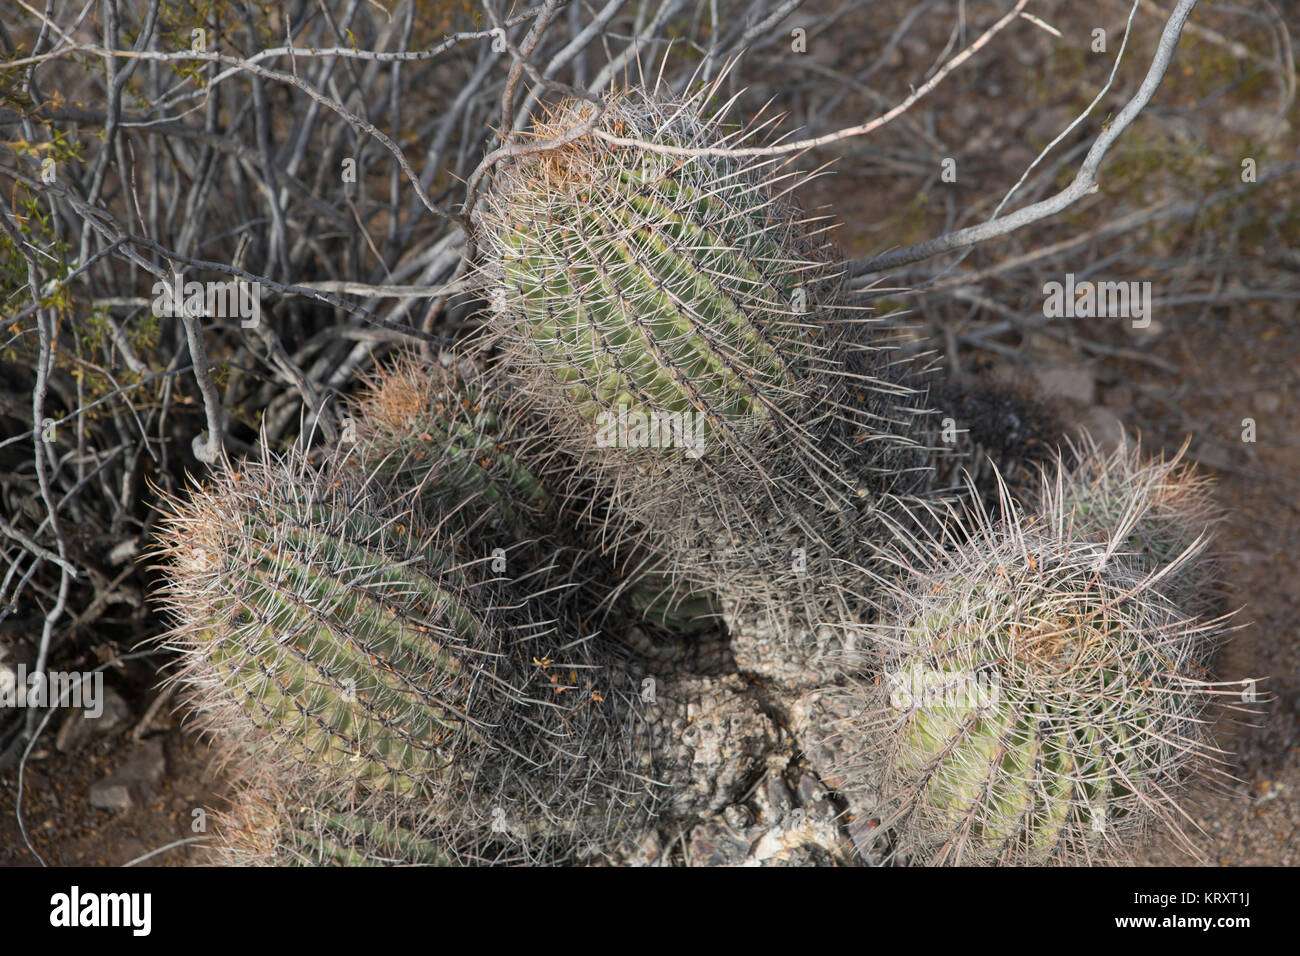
[847,0,1199,279]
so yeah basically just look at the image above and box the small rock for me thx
[88,737,165,810]
[901,36,927,59]
[1023,332,1079,366]
[1034,364,1096,406]
[1189,441,1233,472]
[764,773,794,820]
[1255,391,1282,414]
[756,843,837,868]
[107,538,139,565]
[984,362,1030,391]
[1219,104,1289,141]
[56,685,130,753]
[1074,406,1127,454]
[1124,318,1165,343]
[622,829,663,867]
[88,781,134,810]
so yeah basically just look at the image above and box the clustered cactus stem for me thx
[344,353,549,538]
[153,444,658,862]
[477,87,832,450]
[211,768,456,867]
[474,84,952,681]
[1036,433,1224,625]
[342,349,719,635]
[826,460,1247,865]
[151,84,1253,867]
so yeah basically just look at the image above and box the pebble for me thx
[764,773,794,821]
[723,804,752,830]
[626,829,663,867]
[56,685,131,753]
[1218,104,1289,141]
[88,738,166,810]
[1034,363,1096,406]
[1074,406,1127,454]
[1255,391,1282,414]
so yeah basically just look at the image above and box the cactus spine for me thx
[1037,435,1223,621]
[150,83,1253,867]
[346,354,548,537]
[157,450,521,794]
[213,774,455,866]
[347,354,718,634]
[476,88,830,457]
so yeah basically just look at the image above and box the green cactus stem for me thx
[153,445,653,857]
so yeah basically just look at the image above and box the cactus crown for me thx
[1037,434,1222,620]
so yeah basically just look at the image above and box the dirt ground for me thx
[0,723,228,867]
[1,0,1295,866]
[1118,313,1300,866]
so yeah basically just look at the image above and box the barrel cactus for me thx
[928,374,1061,507]
[153,444,654,859]
[145,78,1255,867]
[474,85,950,679]
[482,90,935,489]
[344,351,548,538]
[212,771,455,866]
[209,671,789,866]
[827,486,1237,865]
[474,86,843,465]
